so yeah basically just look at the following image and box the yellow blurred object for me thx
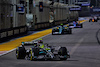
[67,24,69,26]
[65,27,68,29]
[57,27,59,29]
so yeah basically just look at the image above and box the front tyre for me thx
[52,31,54,35]
[80,24,83,28]
[16,47,26,59]
[68,29,72,34]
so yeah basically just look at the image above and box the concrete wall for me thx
[0,0,12,29]
[28,1,79,30]
[15,0,26,27]
[0,0,27,41]
[0,0,26,29]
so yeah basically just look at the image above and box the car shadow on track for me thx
[17,59,79,61]
[67,60,79,61]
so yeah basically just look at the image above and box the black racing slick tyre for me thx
[52,32,54,35]
[96,20,97,22]
[80,24,83,28]
[69,29,72,34]
[58,47,67,60]
[58,47,67,56]
[16,47,26,59]
[58,47,68,60]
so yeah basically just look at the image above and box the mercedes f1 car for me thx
[16,41,70,61]
[52,25,72,35]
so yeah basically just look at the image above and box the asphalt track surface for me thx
[0,20,100,67]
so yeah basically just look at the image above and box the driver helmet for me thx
[60,24,64,27]
[21,42,25,47]
[60,23,63,26]
[38,38,43,43]
[21,42,24,45]
[34,41,38,46]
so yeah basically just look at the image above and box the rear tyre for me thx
[96,20,98,22]
[58,47,67,56]
[80,24,83,28]
[58,47,67,60]
[16,47,26,59]
[52,31,54,35]
[68,29,72,34]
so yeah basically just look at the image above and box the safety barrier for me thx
[0,26,28,43]
[33,19,73,30]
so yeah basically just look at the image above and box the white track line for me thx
[0,48,16,57]
[70,37,84,55]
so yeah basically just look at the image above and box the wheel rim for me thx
[16,49,19,59]
[29,49,34,61]
[29,53,33,61]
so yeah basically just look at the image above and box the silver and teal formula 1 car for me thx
[52,25,72,35]
[16,41,70,61]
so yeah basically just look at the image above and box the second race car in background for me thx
[52,25,72,35]
[89,16,99,22]
[69,21,83,28]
